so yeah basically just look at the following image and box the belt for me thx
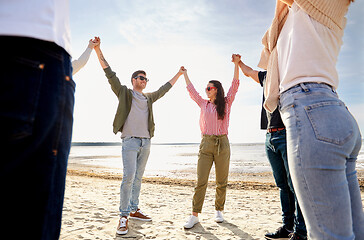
[202,135,227,156]
[267,127,285,133]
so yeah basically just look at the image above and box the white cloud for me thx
[116,0,212,46]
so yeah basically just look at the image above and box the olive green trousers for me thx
[192,135,230,213]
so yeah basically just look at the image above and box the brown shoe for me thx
[129,209,152,222]
[116,217,128,235]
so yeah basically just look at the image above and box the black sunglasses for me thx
[134,76,149,82]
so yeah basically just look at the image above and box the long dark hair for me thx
[209,80,226,120]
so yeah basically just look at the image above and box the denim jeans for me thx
[265,129,306,236]
[120,137,151,217]
[280,82,364,240]
[0,37,75,239]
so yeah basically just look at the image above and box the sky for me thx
[70,0,364,144]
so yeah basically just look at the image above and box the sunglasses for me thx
[134,76,149,82]
[206,86,217,91]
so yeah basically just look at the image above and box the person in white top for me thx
[72,38,99,75]
[264,1,364,240]
[0,0,71,55]
[0,1,75,239]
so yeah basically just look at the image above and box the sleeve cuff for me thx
[103,66,114,77]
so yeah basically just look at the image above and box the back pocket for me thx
[0,56,44,140]
[305,101,353,146]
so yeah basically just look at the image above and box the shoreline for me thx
[67,169,276,191]
[67,167,364,191]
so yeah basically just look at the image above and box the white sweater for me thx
[277,2,344,93]
[0,0,71,55]
[258,0,352,113]
[72,47,93,76]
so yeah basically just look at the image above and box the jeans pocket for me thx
[0,56,44,140]
[305,101,354,145]
[122,137,131,146]
[122,137,139,150]
[64,75,76,121]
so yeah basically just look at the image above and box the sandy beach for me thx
[60,168,364,240]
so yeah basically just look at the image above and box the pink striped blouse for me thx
[187,78,240,136]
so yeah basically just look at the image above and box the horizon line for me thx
[71,141,266,146]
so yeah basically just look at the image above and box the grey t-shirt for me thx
[121,90,150,138]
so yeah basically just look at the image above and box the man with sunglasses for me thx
[93,37,184,235]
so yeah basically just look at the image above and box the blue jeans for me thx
[265,129,306,236]
[120,137,151,217]
[280,83,364,240]
[0,37,75,239]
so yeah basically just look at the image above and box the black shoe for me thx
[265,226,293,239]
[288,233,307,240]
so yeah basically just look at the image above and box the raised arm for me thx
[226,54,241,104]
[146,67,184,103]
[181,66,191,86]
[93,37,124,96]
[232,54,240,80]
[94,37,110,69]
[72,38,97,75]
[168,66,185,86]
[236,55,260,83]
[182,67,204,107]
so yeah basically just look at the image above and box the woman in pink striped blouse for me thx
[183,55,241,229]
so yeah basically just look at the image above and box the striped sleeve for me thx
[187,83,204,107]
[225,78,240,105]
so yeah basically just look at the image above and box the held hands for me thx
[179,66,187,75]
[232,54,241,64]
[92,36,101,50]
[169,66,187,86]
[93,36,109,69]
[88,37,100,49]
[179,66,191,85]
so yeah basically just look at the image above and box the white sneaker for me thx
[183,215,199,229]
[215,211,224,223]
[116,217,128,235]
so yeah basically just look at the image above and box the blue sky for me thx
[70,0,364,143]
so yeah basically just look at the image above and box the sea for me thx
[68,141,364,180]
